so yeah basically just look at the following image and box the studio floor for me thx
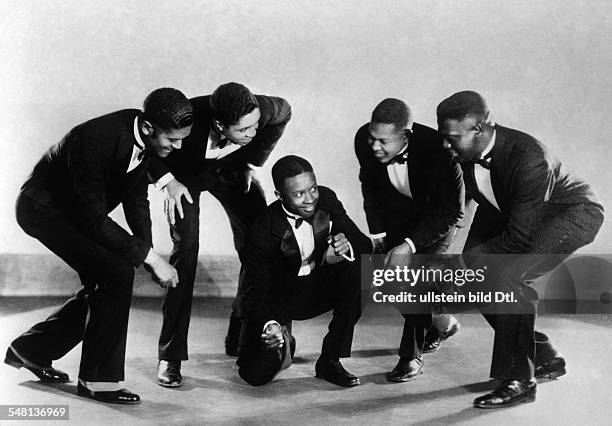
[1,297,610,425]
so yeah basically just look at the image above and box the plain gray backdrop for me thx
[1,0,610,255]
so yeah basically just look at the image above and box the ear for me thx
[214,120,224,133]
[474,122,483,136]
[142,120,154,136]
[274,190,282,200]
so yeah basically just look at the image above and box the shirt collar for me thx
[281,204,303,221]
[133,116,145,150]
[480,129,496,159]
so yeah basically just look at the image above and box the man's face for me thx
[367,122,408,163]
[220,108,261,146]
[278,171,319,219]
[144,124,192,158]
[438,117,482,162]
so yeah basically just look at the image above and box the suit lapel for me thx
[489,126,505,213]
[270,202,301,268]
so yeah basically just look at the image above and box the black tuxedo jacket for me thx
[241,186,372,327]
[148,94,291,188]
[464,124,603,254]
[21,109,153,265]
[355,122,464,251]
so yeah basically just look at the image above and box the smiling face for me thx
[367,122,408,163]
[142,122,192,157]
[218,108,261,146]
[277,171,319,219]
[438,116,484,162]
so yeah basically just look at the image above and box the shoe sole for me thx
[314,373,360,387]
[424,323,461,354]
[157,380,183,388]
[536,367,566,380]
[77,387,141,405]
[474,393,536,409]
[385,370,423,383]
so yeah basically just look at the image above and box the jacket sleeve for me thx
[323,187,374,254]
[406,150,465,251]
[242,96,292,167]
[354,127,386,235]
[476,154,554,254]
[68,123,151,266]
[123,179,153,250]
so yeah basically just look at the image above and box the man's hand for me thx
[163,179,193,225]
[261,322,284,350]
[244,167,265,195]
[144,250,179,288]
[325,233,351,264]
[384,241,414,269]
[372,236,387,254]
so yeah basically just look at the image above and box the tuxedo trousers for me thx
[237,260,362,386]
[158,174,266,360]
[13,192,135,382]
[465,203,604,380]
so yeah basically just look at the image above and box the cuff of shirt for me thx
[403,238,416,253]
[154,172,175,190]
[370,232,387,239]
[247,163,262,171]
[263,320,281,333]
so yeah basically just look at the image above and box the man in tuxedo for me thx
[437,91,604,408]
[147,82,291,387]
[237,155,372,387]
[5,88,193,404]
[354,98,464,382]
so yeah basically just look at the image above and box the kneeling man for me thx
[237,155,372,387]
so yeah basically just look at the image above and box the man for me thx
[354,98,464,382]
[237,155,372,387]
[5,88,193,404]
[147,82,291,387]
[437,91,604,408]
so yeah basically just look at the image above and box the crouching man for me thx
[237,155,372,387]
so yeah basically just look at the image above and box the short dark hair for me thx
[371,98,413,129]
[143,88,193,130]
[272,155,314,190]
[210,82,259,126]
[437,91,489,123]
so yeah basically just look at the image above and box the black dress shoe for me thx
[535,356,566,379]
[423,322,460,353]
[385,356,423,382]
[315,358,360,387]
[4,346,69,383]
[77,382,140,404]
[157,360,182,387]
[473,379,536,409]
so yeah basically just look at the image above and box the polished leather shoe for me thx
[4,346,69,383]
[315,358,360,387]
[423,322,460,353]
[535,356,566,379]
[77,382,140,404]
[473,379,536,409]
[157,360,182,387]
[385,356,423,382]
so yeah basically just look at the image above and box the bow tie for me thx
[387,153,408,165]
[292,216,314,229]
[472,154,491,169]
